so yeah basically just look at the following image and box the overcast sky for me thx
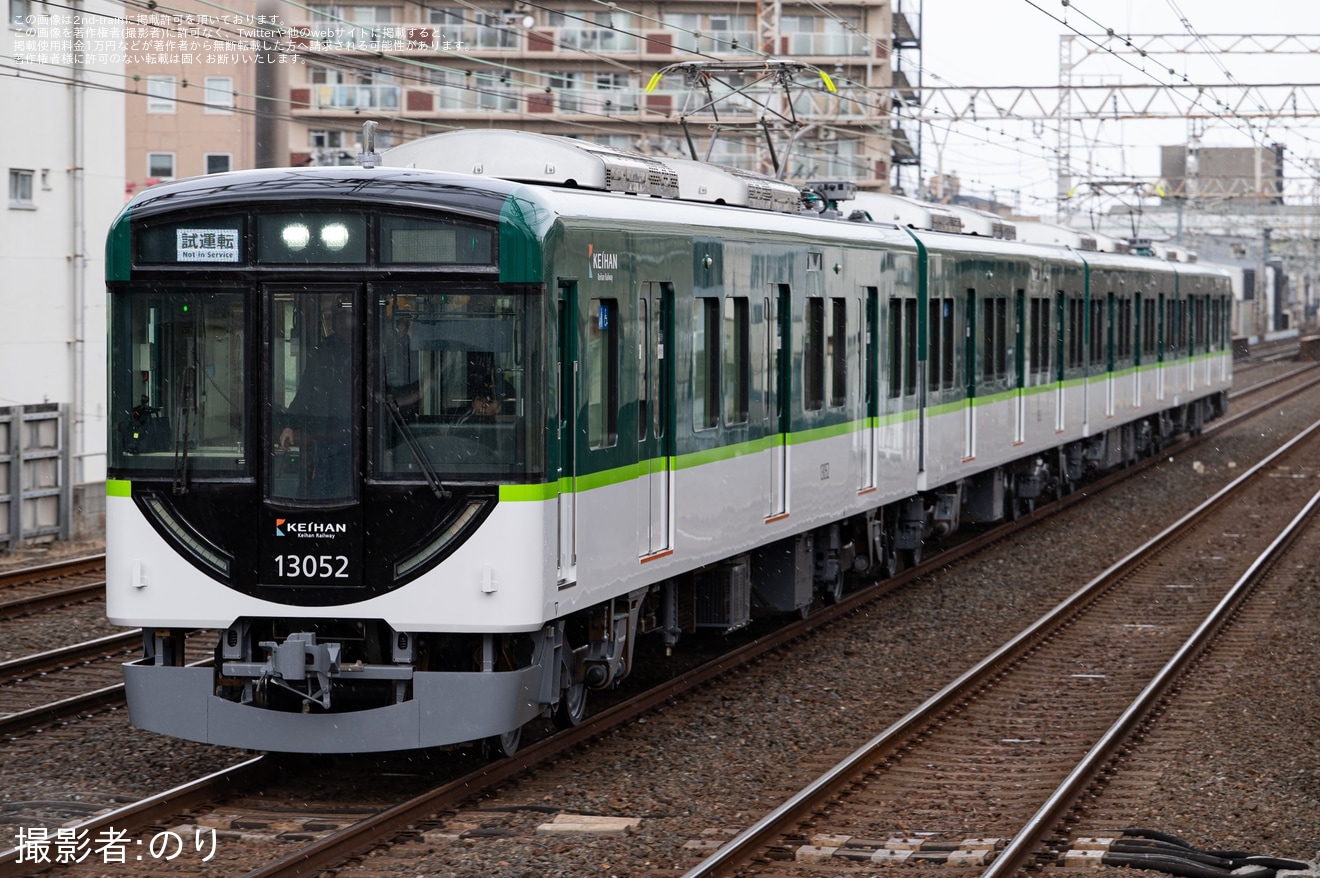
[913,0,1318,219]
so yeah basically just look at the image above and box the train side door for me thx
[1014,289,1026,444]
[859,287,877,491]
[963,288,977,461]
[556,280,578,585]
[260,286,364,588]
[767,283,791,521]
[638,282,673,557]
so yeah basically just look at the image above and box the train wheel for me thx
[880,545,899,580]
[484,726,522,759]
[554,681,588,729]
[901,544,923,569]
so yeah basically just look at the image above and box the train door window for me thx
[1116,293,1134,363]
[1164,299,1177,357]
[887,297,902,399]
[1138,294,1155,361]
[638,296,649,440]
[724,296,749,425]
[938,299,955,390]
[656,285,670,439]
[1067,297,1085,370]
[1028,297,1051,382]
[1211,297,1223,350]
[964,289,978,393]
[995,296,1008,381]
[828,297,847,407]
[269,290,357,502]
[763,294,773,424]
[804,297,825,411]
[1106,293,1116,366]
[927,299,942,391]
[587,298,619,448]
[694,297,720,429]
[926,299,941,391]
[1195,296,1208,353]
[981,296,1007,382]
[1088,296,1105,369]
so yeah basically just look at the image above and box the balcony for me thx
[309,84,401,111]
[286,20,874,60]
[777,31,872,57]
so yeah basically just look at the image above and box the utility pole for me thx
[1257,226,1272,338]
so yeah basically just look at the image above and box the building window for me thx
[427,6,463,26]
[310,130,346,149]
[147,153,176,181]
[8,169,35,208]
[203,76,234,114]
[310,65,346,85]
[204,153,232,174]
[146,76,175,113]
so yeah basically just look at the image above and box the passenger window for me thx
[828,297,846,407]
[804,297,825,411]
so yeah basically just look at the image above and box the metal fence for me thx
[0,404,72,549]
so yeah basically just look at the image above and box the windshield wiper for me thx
[385,397,451,500]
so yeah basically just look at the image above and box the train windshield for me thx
[108,290,248,475]
[375,286,543,479]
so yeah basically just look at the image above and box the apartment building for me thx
[285,1,904,188]
[123,0,263,196]
[122,1,915,190]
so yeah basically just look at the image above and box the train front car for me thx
[105,166,565,753]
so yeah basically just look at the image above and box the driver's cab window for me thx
[374,288,541,478]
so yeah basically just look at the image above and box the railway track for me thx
[0,556,106,622]
[0,368,1314,876]
[679,417,1320,876]
[0,630,213,740]
[0,632,140,737]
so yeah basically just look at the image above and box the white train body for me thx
[104,132,1231,752]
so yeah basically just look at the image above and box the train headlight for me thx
[281,222,310,251]
[320,222,350,251]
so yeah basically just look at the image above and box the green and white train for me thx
[104,130,1232,754]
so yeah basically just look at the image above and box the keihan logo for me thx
[587,244,617,281]
[276,519,349,538]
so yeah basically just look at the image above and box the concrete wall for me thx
[1,0,125,485]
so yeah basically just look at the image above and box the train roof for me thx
[112,129,1227,283]
[116,166,528,224]
[117,166,922,257]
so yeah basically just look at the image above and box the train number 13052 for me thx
[274,554,350,579]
